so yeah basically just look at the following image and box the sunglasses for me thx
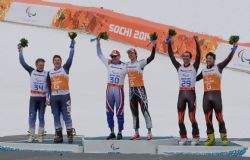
[110,55,118,58]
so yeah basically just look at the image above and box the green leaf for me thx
[99,32,109,40]
[59,13,65,20]
[68,32,77,39]
[168,29,177,37]
[20,38,28,47]
[150,32,158,41]
[229,35,240,45]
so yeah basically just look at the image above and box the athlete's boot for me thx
[38,128,46,143]
[147,133,153,140]
[178,138,188,145]
[220,133,229,145]
[117,133,123,140]
[27,128,35,143]
[191,138,200,146]
[106,133,116,140]
[204,133,216,146]
[191,135,200,146]
[67,128,75,144]
[130,134,140,140]
[178,135,188,145]
[54,128,63,143]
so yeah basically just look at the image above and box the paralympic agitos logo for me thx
[110,142,120,151]
[238,49,250,64]
[26,7,37,17]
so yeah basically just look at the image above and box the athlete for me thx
[96,37,127,140]
[165,36,201,145]
[127,40,156,140]
[47,38,76,143]
[196,44,238,146]
[18,44,48,143]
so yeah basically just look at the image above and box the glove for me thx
[165,37,171,44]
[17,44,23,53]
[231,45,238,53]
[70,39,75,48]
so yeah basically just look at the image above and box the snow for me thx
[0,21,249,139]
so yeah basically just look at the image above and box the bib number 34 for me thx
[34,84,44,91]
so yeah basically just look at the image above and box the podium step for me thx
[83,136,176,154]
[0,135,248,157]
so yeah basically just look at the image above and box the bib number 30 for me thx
[110,76,120,84]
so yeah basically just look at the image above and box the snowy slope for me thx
[0,21,249,138]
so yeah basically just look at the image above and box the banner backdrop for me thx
[0,0,11,19]
[5,2,59,27]
[1,0,250,73]
[215,44,250,72]
[51,7,221,62]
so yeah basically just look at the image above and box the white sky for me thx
[45,0,250,42]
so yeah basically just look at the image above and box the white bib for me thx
[178,65,197,90]
[30,70,48,97]
[107,62,127,86]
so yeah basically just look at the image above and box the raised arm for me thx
[217,45,237,72]
[96,39,109,67]
[18,45,34,74]
[146,41,156,64]
[166,39,181,70]
[63,40,75,74]
[196,71,203,81]
[193,36,201,71]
